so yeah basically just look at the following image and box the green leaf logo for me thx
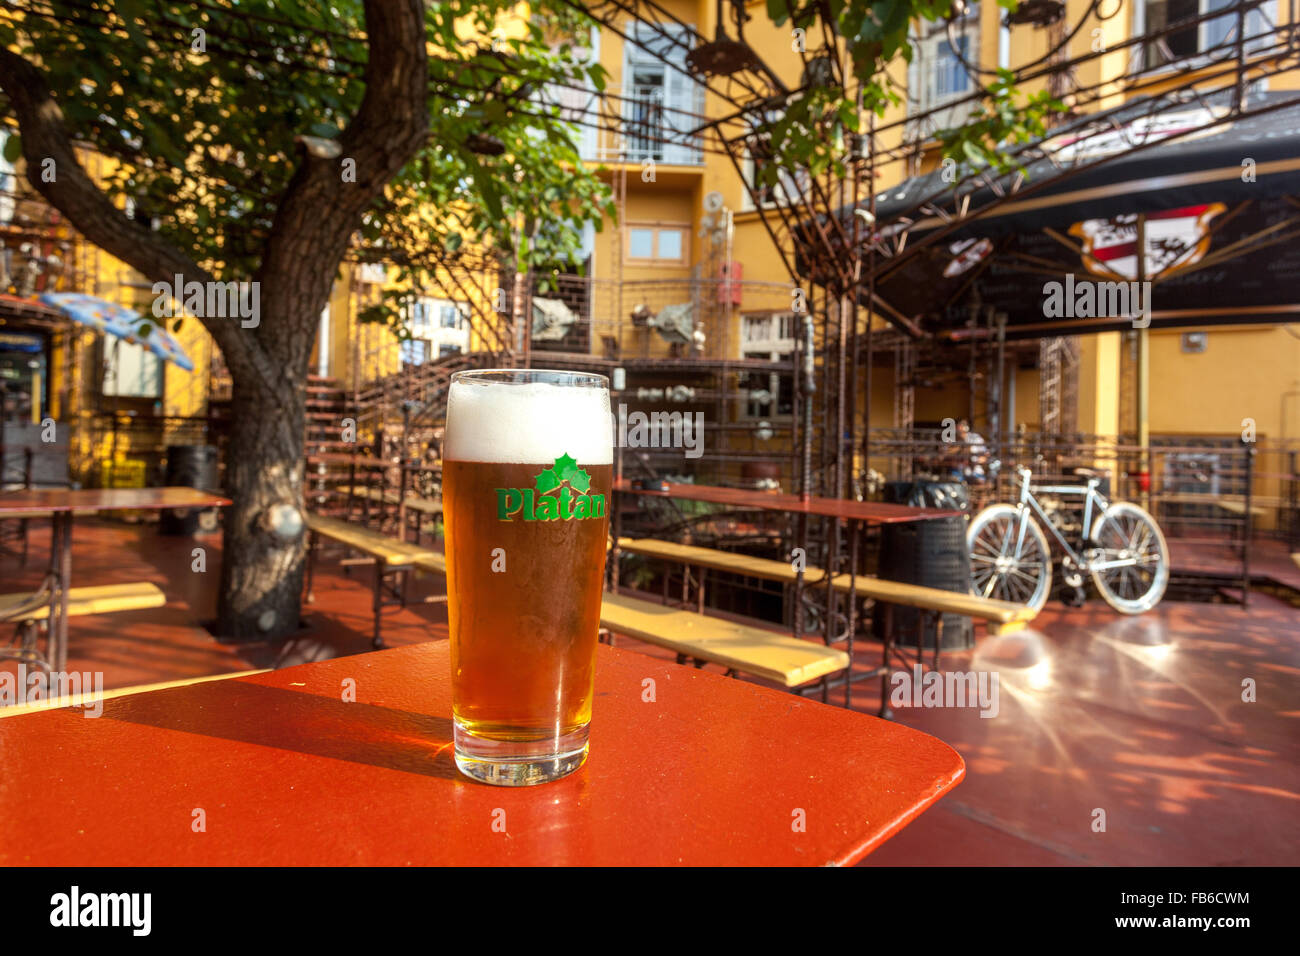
[534,452,591,494]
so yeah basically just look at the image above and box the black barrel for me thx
[872,515,974,650]
[159,444,220,535]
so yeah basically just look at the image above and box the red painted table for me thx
[0,487,231,673]
[0,642,964,866]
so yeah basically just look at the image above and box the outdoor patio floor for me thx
[2,517,1297,866]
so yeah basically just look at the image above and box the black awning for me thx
[795,90,1300,338]
[863,90,1300,237]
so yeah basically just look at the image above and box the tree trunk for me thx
[215,374,306,639]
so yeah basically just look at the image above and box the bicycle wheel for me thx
[1089,502,1169,614]
[967,504,1053,612]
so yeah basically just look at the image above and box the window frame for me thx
[1134,0,1278,73]
[625,221,690,265]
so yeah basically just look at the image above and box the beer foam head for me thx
[446,377,613,465]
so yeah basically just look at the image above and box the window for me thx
[403,296,469,366]
[626,224,688,264]
[439,302,465,329]
[741,314,796,418]
[1141,0,1278,68]
[906,9,980,134]
[656,229,683,261]
[399,339,429,367]
[621,22,703,164]
[934,35,970,99]
[629,228,655,259]
[741,108,812,210]
[103,338,162,399]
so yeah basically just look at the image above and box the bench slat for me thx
[835,575,1035,627]
[305,513,439,566]
[414,552,447,575]
[618,536,1034,627]
[0,582,166,621]
[599,592,848,688]
[618,537,812,585]
[340,487,442,514]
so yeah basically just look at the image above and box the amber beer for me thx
[443,369,612,786]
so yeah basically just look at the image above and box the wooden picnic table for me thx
[0,641,965,866]
[613,478,963,523]
[0,487,231,674]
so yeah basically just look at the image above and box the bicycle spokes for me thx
[968,506,1052,612]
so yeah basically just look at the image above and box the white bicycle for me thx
[967,466,1169,614]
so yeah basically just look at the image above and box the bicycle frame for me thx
[1009,468,1120,571]
[1008,470,1102,567]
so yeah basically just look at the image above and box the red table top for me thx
[0,486,231,514]
[0,642,964,866]
[615,479,963,523]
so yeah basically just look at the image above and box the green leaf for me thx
[2,133,21,163]
[534,465,561,494]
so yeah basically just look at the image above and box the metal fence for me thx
[865,428,1299,551]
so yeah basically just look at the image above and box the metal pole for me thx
[1242,437,1254,607]
[1136,214,1151,512]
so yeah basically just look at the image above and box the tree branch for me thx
[256,0,429,371]
[0,46,282,393]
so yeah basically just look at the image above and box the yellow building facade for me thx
[6,1,1297,491]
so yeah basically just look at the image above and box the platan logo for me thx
[50,886,151,936]
[1042,274,1152,328]
[496,453,606,522]
[152,273,260,328]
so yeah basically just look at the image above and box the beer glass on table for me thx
[443,369,613,786]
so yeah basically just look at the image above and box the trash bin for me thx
[160,444,220,535]
[872,514,974,651]
[883,479,970,512]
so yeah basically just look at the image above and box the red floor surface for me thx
[3,517,1297,865]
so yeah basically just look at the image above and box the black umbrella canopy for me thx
[796,90,1300,338]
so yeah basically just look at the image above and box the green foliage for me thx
[756,1,1065,187]
[2,0,614,331]
[937,69,1065,172]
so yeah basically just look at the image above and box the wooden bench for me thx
[599,591,849,687]
[304,513,442,649]
[340,485,443,544]
[0,666,269,716]
[0,582,167,621]
[1,581,167,677]
[615,536,1038,713]
[617,537,1034,634]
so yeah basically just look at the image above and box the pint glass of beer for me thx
[443,369,613,785]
